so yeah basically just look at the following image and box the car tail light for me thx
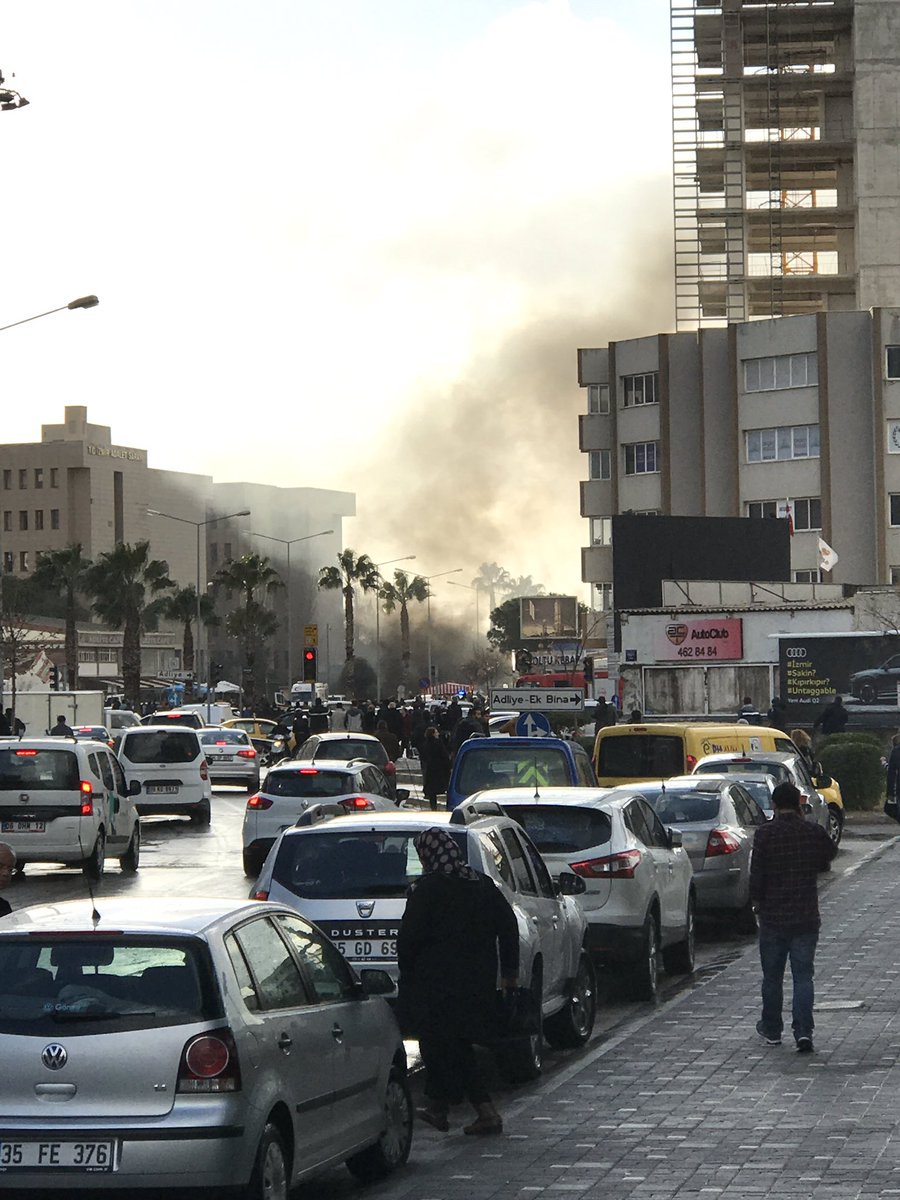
[177,1028,241,1094]
[383,761,396,776]
[705,828,741,857]
[251,887,270,900]
[237,748,257,759]
[200,759,208,781]
[246,794,272,810]
[686,754,697,771]
[80,780,93,816]
[15,749,37,757]
[340,796,374,811]
[214,740,228,745]
[299,768,318,775]
[570,849,641,878]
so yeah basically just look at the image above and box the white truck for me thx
[8,690,106,735]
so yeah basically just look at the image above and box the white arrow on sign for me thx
[518,713,550,737]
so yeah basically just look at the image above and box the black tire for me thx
[860,682,877,704]
[827,804,843,847]
[497,974,544,1083]
[243,848,263,878]
[82,831,106,881]
[245,1121,289,1200]
[119,823,141,873]
[544,952,597,1049]
[345,1066,413,1183]
[628,911,660,1001]
[190,799,211,827]
[663,893,696,976]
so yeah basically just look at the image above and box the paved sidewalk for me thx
[383,837,900,1200]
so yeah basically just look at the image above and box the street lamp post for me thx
[422,568,462,691]
[146,507,251,714]
[250,529,334,692]
[373,556,416,701]
[447,579,481,648]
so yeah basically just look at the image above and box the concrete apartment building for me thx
[672,0,900,329]
[578,307,900,608]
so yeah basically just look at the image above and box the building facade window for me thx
[18,511,28,532]
[623,372,658,407]
[34,468,43,489]
[587,383,610,414]
[624,441,659,475]
[793,569,822,584]
[746,425,819,462]
[50,508,60,531]
[747,497,821,530]
[589,450,611,481]
[2,470,10,490]
[34,510,44,531]
[209,542,219,567]
[2,551,12,573]
[744,352,818,392]
[891,567,900,585]
[50,467,59,488]
[18,551,28,573]
[590,517,612,545]
[223,542,232,561]
[886,347,900,380]
[18,469,27,489]
[591,582,613,612]
[2,511,9,533]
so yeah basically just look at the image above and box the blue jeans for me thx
[758,924,818,1041]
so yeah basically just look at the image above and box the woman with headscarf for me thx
[397,826,519,1136]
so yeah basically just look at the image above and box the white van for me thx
[117,726,212,826]
[0,737,141,878]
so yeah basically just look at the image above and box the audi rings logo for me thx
[786,648,807,659]
[41,1043,68,1071]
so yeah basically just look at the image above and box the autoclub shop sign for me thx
[654,617,744,662]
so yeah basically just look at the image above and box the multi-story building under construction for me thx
[672,0,900,329]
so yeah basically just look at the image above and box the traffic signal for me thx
[302,647,317,682]
[49,665,60,691]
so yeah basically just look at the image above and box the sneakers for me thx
[756,1020,782,1046]
[796,1037,814,1053]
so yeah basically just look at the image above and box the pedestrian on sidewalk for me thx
[420,725,450,811]
[750,781,837,1052]
[397,827,519,1136]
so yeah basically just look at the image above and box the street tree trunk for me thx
[400,601,410,683]
[343,584,354,661]
[122,615,142,708]
[64,588,78,690]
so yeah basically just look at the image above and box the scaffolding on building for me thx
[671,0,856,330]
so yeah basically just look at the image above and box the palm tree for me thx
[214,554,283,701]
[379,570,430,682]
[471,562,513,612]
[156,586,219,692]
[506,575,546,600]
[318,549,379,662]
[84,542,174,705]
[30,544,91,689]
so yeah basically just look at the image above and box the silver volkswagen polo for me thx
[0,897,412,1196]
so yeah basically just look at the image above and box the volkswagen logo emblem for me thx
[356,901,375,919]
[41,1043,68,1071]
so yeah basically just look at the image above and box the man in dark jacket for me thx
[813,693,848,737]
[0,841,15,917]
[750,782,837,1052]
[593,695,617,735]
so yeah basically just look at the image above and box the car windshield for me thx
[501,804,611,853]
[273,830,469,898]
[696,760,791,785]
[200,730,249,746]
[150,713,203,729]
[311,740,387,765]
[122,732,199,764]
[265,769,356,798]
[0,748,79,791]
[456,746,573,796]
[597,735,684,778]
[643,789,721,823]
[0,937,221,1034]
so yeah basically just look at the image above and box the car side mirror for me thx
[556,871,586,896]
[357,968,395,996]
[668,827,683,849]
[128,779,141,796]
[395,788,410,803]
[815,774,832,789]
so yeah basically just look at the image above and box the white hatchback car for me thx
[0,897,412,1196]
[0,737,141,878]
[484,787,697,1001]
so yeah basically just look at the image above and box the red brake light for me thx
[237,748,257,759]
[299,768,318,775]
[246,794,273,810]
[570,849,642,879]
[200,759,208,781]
[15,749,37,757]
[686,754,697,771]
[215,740,228,745]
[705,828,741,857]
[251,888,270,901]
[79,779,94,816]
[340,796,374,811]
[177,1029,241,1093]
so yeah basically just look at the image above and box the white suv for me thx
[0,737,141,878]
[117,727,212,826]
[251,807,596,1082]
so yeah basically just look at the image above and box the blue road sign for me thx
[516,711,551,738]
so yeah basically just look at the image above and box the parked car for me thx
[199,727,261,792]
[593,721,797,785]
[0,897,412,1194]
[849,655,900,703]
[617,775,765,932]
[447,736,597,809]
[242,759,401,877]
[691,750,839,843]
[251,807,596,1081]
[222,716,278,759]
[117,726,212,826]
[475,787,695,1001]
[0,737,140,878]
[294,732,398,797]
[72,724,115,749]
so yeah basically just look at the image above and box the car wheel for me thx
[242,848,263,878]
[82,831,106,881]
[245,1121,289,1200]
[860,682,877,704]
[543,952,597,1049]
[345,1065,413,1183]
[663,893,696,976]
[119,823,141,873]
[190,800,211,827]
[628,911,660,1000]
[827,804,843,847]
[497,973,544,1083]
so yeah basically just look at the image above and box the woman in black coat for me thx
[419,725,451,810]
[397,827,519,1135]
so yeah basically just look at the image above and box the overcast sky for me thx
[1,1,674,599]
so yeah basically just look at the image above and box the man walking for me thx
[750,781,836,1052]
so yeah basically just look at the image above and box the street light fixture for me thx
[422,568,462,689]
[250,529,334,691]
[0,295,99,334]
[146,507,251,712]
[373,555,417,701]
[447,578,482,648]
